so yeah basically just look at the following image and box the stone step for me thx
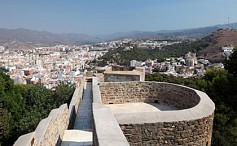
[61,130,92,146]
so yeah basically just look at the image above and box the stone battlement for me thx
[93,78,215,146]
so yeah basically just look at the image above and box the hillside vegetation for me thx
[100,39,211,66]
[101,29,237,66]
[0,74,75,146]
[199,29,237,62]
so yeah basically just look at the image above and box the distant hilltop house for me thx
[0,46,5,52]
[130,60,144,67]
[185,52,197,67]
[222,46,234,58]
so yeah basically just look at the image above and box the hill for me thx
[0,28,101,49]
[100,29,237,66]
[198,28,237,62]
[0,22,237,49]
[99,22,237,41]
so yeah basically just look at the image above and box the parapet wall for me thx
[104,67,145,82]
[99,81,215,146]
[120,113,214,146]
[99,82,200,109]
[14,76,86,146]
[34,104,69,146]
[92,77,130,146]
[104,73,140,82]
[68,75,85,128]
[14,104,69,146]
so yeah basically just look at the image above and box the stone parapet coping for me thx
[13,132,35,146]
[14,104,68,146]
[92,77,102,104]
[35,104,68,144]
[92,77,130,146]
[93,103,130,146]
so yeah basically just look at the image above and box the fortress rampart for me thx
[13,75,85,146]
[92,77,130,146]
[99,82,200,109]
[13,74,215,146]
[97,81,215,146]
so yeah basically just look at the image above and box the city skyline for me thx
[1,0,237,35]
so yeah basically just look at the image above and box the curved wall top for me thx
[99,81,215,124]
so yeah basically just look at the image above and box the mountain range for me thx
[0,22,237,49]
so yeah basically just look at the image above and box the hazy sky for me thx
[1,0,237,35]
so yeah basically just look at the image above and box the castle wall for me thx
[99,81,215,146]
[34,104,69,146]
[104,67,145,82]
[104,74,140,82]
[14,76,86,146]
[14,104,69,146]
[68,76,85,129]
[120,114,214,146]
[92,77,130,146]
[99,82,200,109]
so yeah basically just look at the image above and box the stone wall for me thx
[14,76,86,146]
[104,73,141,82]
[14,104,69,146]
[68,76,85,128]
[99,82,200,109]
[34,104,69,146]
[92,77,130,146]
[99,81,215,146]
[92,103,130,146]
[104,67,145,82]
[120,113,214,146]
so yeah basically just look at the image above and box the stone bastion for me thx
[93,79,215,146]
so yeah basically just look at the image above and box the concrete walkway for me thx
[61,81,93,146]
[74,81,93,130]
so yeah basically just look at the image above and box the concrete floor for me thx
[106,102,177,114]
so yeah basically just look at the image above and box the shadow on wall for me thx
[68,105,76,129]
[55,135,62,146]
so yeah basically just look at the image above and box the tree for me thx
[225,47,237,76]
[0,71,76,146]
